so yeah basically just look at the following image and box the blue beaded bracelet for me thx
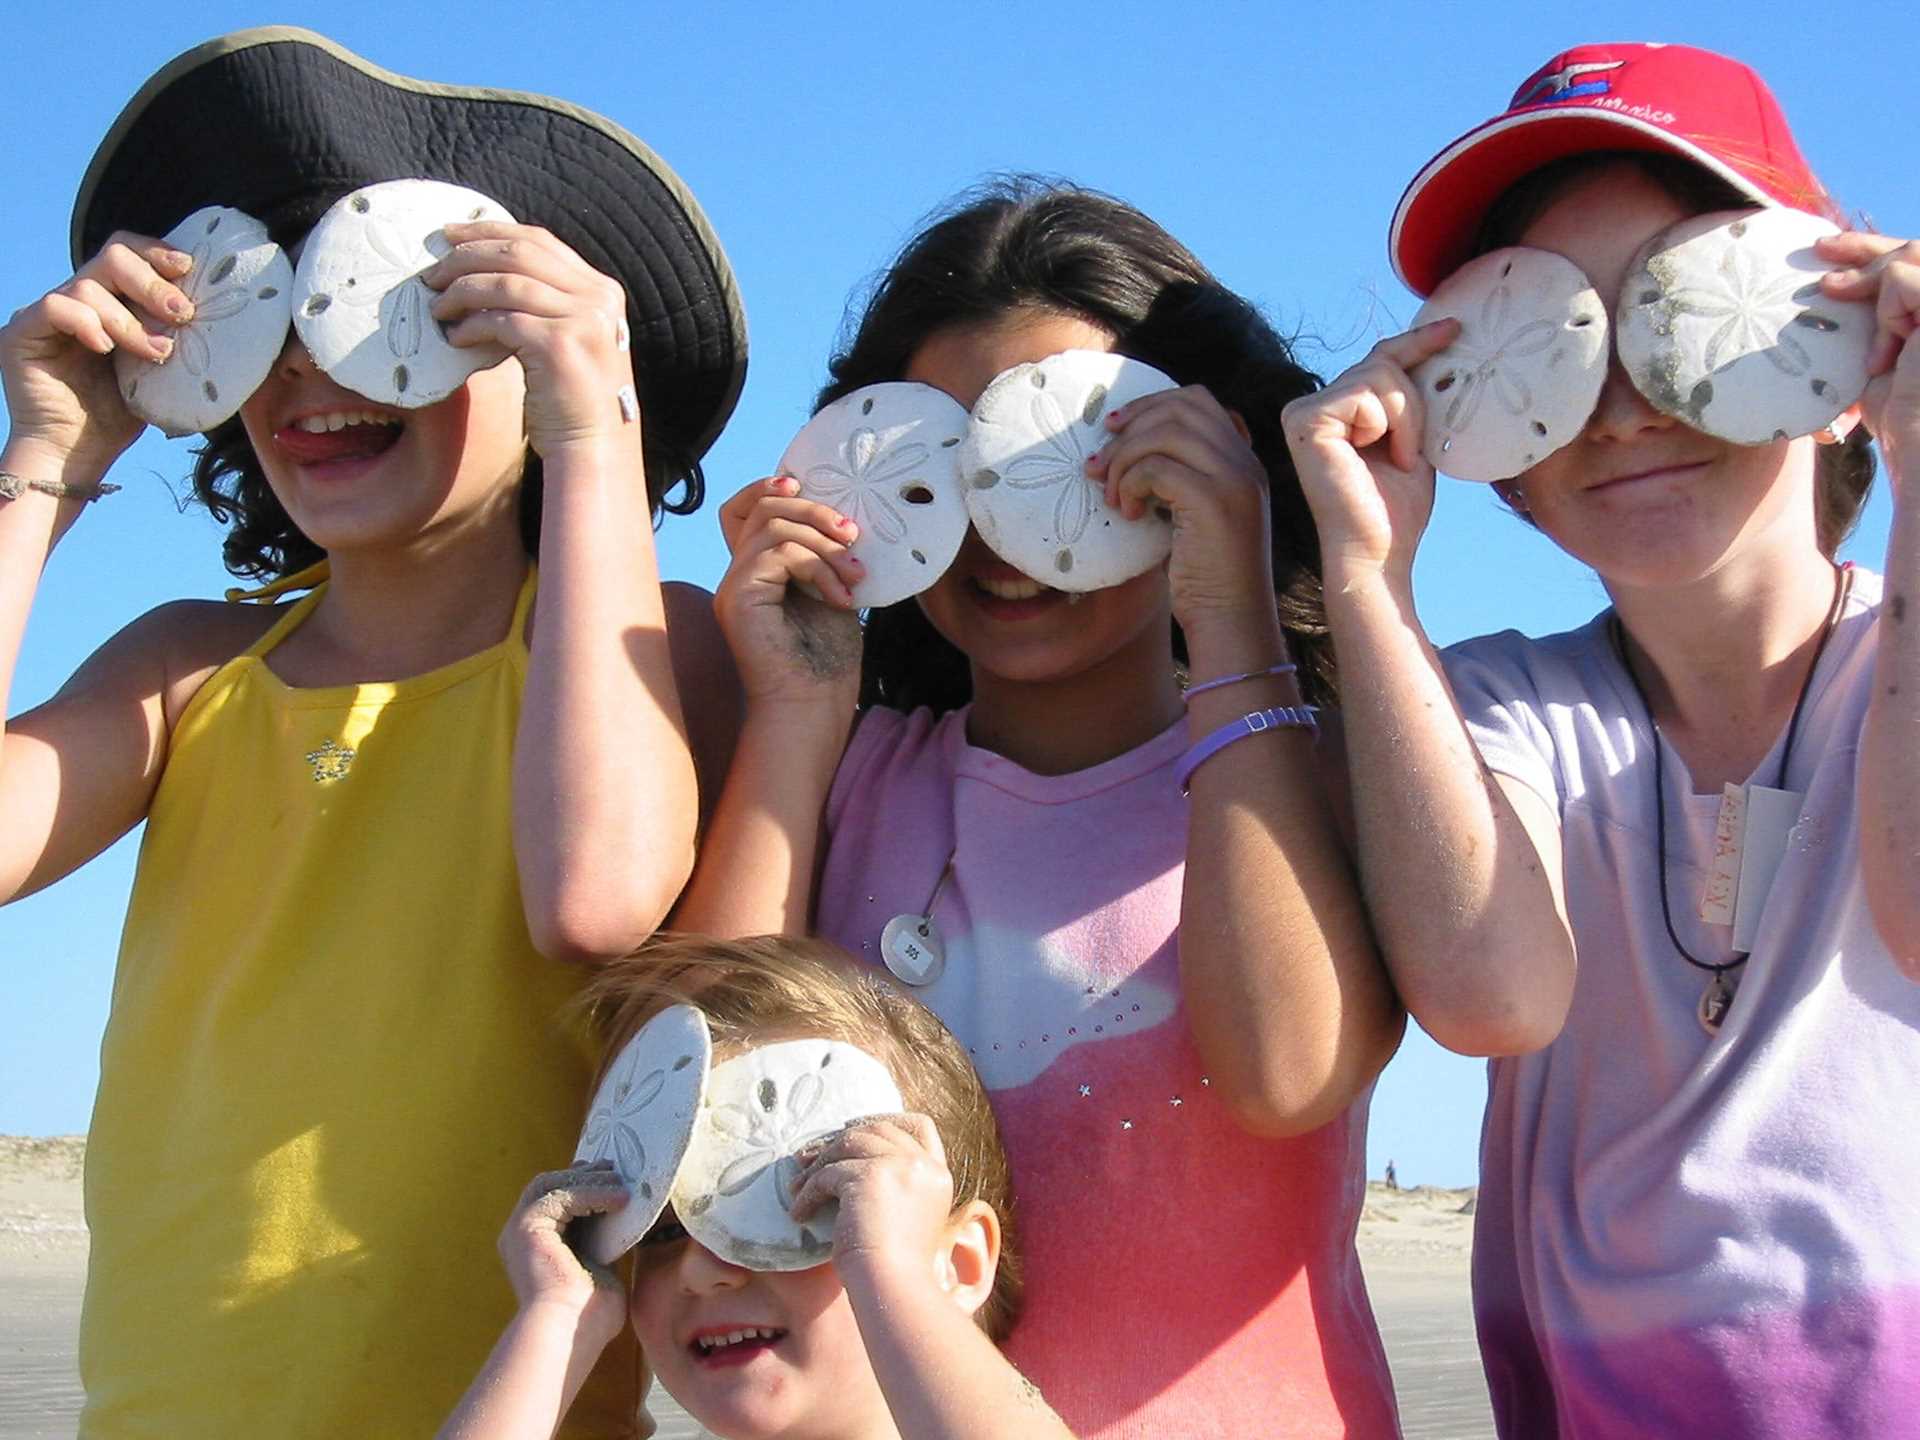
[1175,706,1320,793]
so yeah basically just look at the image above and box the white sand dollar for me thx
[672,1038,903,1271]
[1616,208,1873,444]
[114,206,293,437]
[1410,247,1609,482]
[960,350,1177,590]
[778,383,971,607]
[570,1004,710,1265]
[291,179,515,408]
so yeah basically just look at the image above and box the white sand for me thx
[0,1140,1489,1438]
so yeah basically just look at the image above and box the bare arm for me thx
[421,222,700,962]
[791,1117,1077,1440]
[845,1263,1075,1440]
[668,476,863,937]
[514,440,696,961]
[1284,326,1574,1056]
[438,1165,629,1440]
[1094,386,1402,1134]
[0,234,247,904]
[1830,233,1920,975]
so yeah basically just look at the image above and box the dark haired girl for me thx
[676,178,1404,1439]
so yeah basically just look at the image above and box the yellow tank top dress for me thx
[78,570,642,1437]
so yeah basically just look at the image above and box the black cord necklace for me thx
[1609,564,1850,1035]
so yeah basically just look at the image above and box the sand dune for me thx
[0,1139,1490,1438]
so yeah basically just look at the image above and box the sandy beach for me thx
[0,1137,1489,1438]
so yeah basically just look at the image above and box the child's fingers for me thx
[1093,407,1251,521]
[1375,316,1460,370]
[719,476,793,546]
[54,279,176,362]
[751,538,861,609]
[430,271,576,326]
[24,292,121,358]
[731,489,862,555]
[83,231,197,326]
[1287,370,1405,470]
[787,1155,872,1220]
[1816,230,1907,272]
[797,1113,944,1172]
[1814,236,1920,376]
[1093,388,1237,511]
[514,1161,625,1212]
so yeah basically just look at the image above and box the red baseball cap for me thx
[1389,42,1842,296]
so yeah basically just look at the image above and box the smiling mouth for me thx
[975,576,1052,602]
[692,1326,786,1360]
[275,410,405,466]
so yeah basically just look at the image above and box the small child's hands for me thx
[712,475,865,707]
[424,222,640,464]
[0,232,186,479]
[1819,232,1920,495]
[498,1160,629,1347]
[1282,319,1459,590]
[1084,384,1273,633]
[788,1113,955,1285]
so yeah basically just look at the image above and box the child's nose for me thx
[1584,355,1677,446]
[675,1238,751,1294]
[269,329,323,379]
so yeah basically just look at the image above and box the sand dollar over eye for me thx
[959,349,1178,590]
[1410,247,1609,482]
[778,382,972,607]
[1615,207,1874,444]
[114,206,294,438]
[291,178,516,408]
[671,1038,903,1271]
[569,1004,711,1265]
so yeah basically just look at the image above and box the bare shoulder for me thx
[72,598,284,726]
[663,581,743,826]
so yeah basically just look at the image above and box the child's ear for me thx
[935,1199,1001,1318]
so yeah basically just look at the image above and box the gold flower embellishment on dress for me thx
[304,739,357,783]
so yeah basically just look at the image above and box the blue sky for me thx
[2,2,1912,1186]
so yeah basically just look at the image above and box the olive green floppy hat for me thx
[71,26,747,471]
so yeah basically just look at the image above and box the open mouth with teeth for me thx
[690,1326,788,1364]
[968,571,1077,615]
[275,409,406,466]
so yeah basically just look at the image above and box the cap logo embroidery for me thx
[1513,60,1623,108]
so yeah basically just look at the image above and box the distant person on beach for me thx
[1384,1160,1398,1190]
[1286,40,1920,1439]
[440,935,1073,1440]
[672,179,1405,1438]
[0,29,740,1437]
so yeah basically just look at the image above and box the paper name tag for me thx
[1699,782,1746,926]
[1731,784,1802,954]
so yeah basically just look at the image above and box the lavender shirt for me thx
[1445,569,1920,1439]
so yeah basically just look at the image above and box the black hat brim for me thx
[72,26,746,465]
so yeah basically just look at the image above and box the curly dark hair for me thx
[1474,150,1876,557]
[190,412,704,581]
[815,176,1332,714]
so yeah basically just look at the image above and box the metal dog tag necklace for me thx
[1610,565,1848,1035]
[880,848,957,987]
